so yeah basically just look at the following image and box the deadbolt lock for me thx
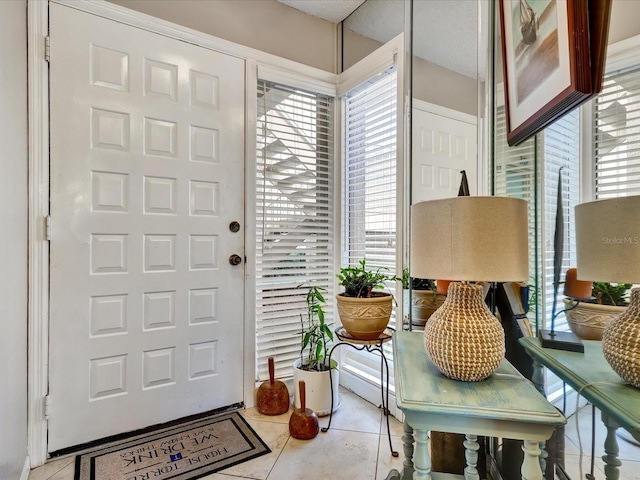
[229,221,240,233]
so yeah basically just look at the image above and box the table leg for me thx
[402,419,415,479]
[601,413,622,480]
[463,434,480,480]
[320,343,341,433]
[413,429,431,480]
[385,419,415,480]
[531,358,545,396]
[538,440,547,475]
[521,439,543,480]
[379,345,399,457]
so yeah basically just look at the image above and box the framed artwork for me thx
[499,0,593,146]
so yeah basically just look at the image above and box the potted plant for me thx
[336,259,397,339]
[401,269,446,327]
[293,285,339,416]
[565,279,631,340]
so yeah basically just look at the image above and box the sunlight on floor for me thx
[29,388,639,480]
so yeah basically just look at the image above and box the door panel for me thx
[412,105,477,202]
[49,4,245,451]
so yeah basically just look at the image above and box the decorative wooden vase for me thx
[288,380,319,440]
[336,292,392,339]
[424,282,505,382]
[256,357,290,415]
[602,287,640,388]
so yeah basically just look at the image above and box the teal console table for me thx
[520,337,640,480]
[386,332,565,480]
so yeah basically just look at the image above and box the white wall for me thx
[0,0,28,478]
[609,0,640,44]
[108,0,338,73]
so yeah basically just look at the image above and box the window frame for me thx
[335,34,406,416]
[247,64,338,391]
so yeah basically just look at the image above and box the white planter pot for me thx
[292,358,339,416]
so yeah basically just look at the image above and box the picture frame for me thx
[499,0,593,146]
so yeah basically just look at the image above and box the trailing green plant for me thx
[591,282,631,306]
[528,276,539,314]
[400,268,435,291]
[298,284,334,372]
[337,258,398,298]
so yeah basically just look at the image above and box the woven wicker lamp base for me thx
[424,282,505,382]
[602,287,640,388]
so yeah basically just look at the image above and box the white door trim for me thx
[27,0,50,467]
[27,0,337,466]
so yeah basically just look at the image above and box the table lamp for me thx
[411,197,529,381]
[576,196,640,388]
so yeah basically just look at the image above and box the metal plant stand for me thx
[321,327,398,457]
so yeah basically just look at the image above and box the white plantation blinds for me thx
[541,110,580,337]
[593,65,640,199]
[344,69,398,296]
[256,80,334,381]
[341,68,398,394]
[494,95,581,412]
[494,104,537,328]
[494,104,579,335]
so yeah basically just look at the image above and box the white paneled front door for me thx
[412,101,478,202]
[48,4,245,451]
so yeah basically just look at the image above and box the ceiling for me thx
[276,0,484,80]
[277,0,366,23]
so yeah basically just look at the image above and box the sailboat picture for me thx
[499,0,593,146]
[511,0,559,104]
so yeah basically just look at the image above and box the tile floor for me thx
[29,388,639,480]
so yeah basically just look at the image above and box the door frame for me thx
[27,0,338,466]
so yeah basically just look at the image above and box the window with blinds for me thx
[494,104,538,330]
[540,110,580,335]
[341,67,398,395]
[494,106,579,331]
[344,69,398,276]
[494,94,581,412]
[255,80,334,382]
[593,65,640,199]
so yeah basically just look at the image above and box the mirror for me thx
[343,0,490,327]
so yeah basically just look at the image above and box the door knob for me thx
[229,254,243,266]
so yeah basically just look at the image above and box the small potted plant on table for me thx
[564,271,630,340]
[336,259,397,339]
[401,270,446,327]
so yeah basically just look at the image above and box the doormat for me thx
[74,411,270,480]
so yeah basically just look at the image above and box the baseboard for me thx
[340,368,400,419]
[20,456,30,480]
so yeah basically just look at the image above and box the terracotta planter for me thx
[336,292,393,339]
[564,298,627,340]
[405,289,446,326]
[292,359,339,417]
